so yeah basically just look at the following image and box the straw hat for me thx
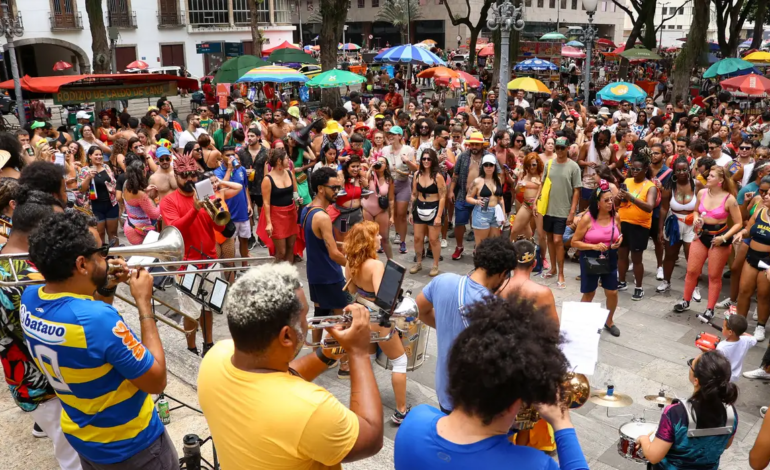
[465,132,490,146]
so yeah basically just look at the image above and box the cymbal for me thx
[644,394,674,405]
[589,391,634,408]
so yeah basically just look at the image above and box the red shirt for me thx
[160,190,222,262]
[384,92,404,110]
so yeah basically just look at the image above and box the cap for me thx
[388,125,403,135]
[354,122,370,132]
[233,98,245,105]
[30,121,46,130]
[287,106,300,120]
[481,155,497,166]
[555,137,570,147]
[375,114,385,119]
[155,146,171,158]
[598,107,611,116]
[75,111,89,120]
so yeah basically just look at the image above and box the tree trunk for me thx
[618,24,642,79]
[491,29,501,85]
[250,0,264,57]
[751,0,768,49]
[467,27,481,73]
[643,10,657,50]
[673,0,708,102]
[319,0,347,108]
[85,0,111,73]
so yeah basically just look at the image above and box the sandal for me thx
[540,272,555,279]
[556,281,567,289]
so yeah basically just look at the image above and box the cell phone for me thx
[374,259,407,312]
[620,183,628,191]
[339,218,348,233]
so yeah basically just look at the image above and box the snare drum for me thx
[617,420,658,463]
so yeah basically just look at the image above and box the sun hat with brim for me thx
[555,137,570,147]
[354,122,370,132]
[465,132,490,146]
[598,107,611,117]
[75,111,89,120]
[30,121,46,130]
[0,150,11,169]
[481,155,497,166]
[287,106,300,120]
[388,126,404,136]
[322,120,345,135]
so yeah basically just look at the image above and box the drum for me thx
[375,319,430,372]
[617,421,658,463]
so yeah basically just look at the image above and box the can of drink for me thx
[157,397,171,425]
[482,197,490,211]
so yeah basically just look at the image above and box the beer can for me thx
[157,398,171,425]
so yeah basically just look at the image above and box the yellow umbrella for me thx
[507,77,551,93]
[744,51,770,63]
[421,39,437,45]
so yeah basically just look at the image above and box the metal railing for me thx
[107,10,137,28]
[49,11,83,30]
[157,9,186,27]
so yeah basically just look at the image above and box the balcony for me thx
[107,10,137,28]
[158,10,186,28]
[50,11,83,30]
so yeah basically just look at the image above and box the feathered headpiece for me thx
[173,152,199,173]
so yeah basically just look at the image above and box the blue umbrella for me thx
[374,45,446,66]
[566,40,584,47]
[513,57,558,72]
[596,81,648,104]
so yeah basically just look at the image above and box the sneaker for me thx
[465,231,475,242]
[743,368,770,380]
[399,242,407,254]
[753,309,759,321]
[755,325,766,342]
[409,263,422,274]
[187,347,200,356]
[441,238,448,248]
[674,299,690,313]
[693,287,702,302]
[656,281,670,293]
[632,287,644,301]
[337,367,350,379]
[699,309,715,321]
[258,238,267,249]
[716,298,735,309]
[656,267,664,281]
[762,406,768,418]
[201,342,215,358]
[628,263,634,272]
[452,246,464,260]
[391,405,412,425]
[393,234,401,244]
[248,235,257,251]
[32,423,46,438]
[617,281,628,291]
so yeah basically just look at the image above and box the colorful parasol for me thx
[540,32,567,41]
[514,58,558,72]
[507,77,550,93]
[261,41,301,56]
[306,69,365,88]
[562,46,586,59]
[125,60,149,70]
[744,51,770,63]
[596,38,616,47]
[339,43,361,51]
[720,73,770,96]
[596,81,647,104]
[237,65,309,84]
[213,55,269,84]
[421,39,438,45]
[478,43,495,57]
[566,40,584,47]
[374,44,445,66]
[53,61,73,71]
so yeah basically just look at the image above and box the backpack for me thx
[652,168,672,207]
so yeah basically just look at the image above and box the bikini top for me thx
[699,193,730,220]
[480,182,503,198]
[417,176,438,198]
[670,187,697,212]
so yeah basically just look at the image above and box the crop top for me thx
[670,187,697,212]
[336,179,362,207]
[417,177,438,199]
[750,208,770,246]
[699,192,730,220]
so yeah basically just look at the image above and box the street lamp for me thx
[0,3,24,127]
[578,0,597,106]
[457,34,461,49]
[487,0,525,131]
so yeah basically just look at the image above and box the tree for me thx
[84,0,111,73]
[611,0,656,77]
[318,0,348,108]
[745,0,769,49]
[713,0,755,57]
[250,0,265,57]
[375,0,423,45]
[443,0,495,72]
[672,0,709,102]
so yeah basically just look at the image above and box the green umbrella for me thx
[703,58,755,78]
[268,49,318,65]
[619,45,662,60]
[540,32,567,41]
[213,55,269,84]
[307,69,365,88]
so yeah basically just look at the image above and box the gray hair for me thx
[224,263,303,353]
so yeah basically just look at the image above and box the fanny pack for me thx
[416,200,438,221]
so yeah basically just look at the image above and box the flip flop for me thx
[540,272,556,279]
[556,281,567,289]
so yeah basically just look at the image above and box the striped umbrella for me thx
[236,65,309,84]
[338,43,361,51]
[374,44,446,66]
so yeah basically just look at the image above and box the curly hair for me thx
[523,152,543,176]
[0,177,18,213]
[112,137,128,159]
[448,296,568,425]
[12,187,62,234]
[0,131,24,171]
[124,160,148,194]
[473,236,517,276]
[342,221,379,281]
[29,211,98,282]
[19,161,65,200]
[418,148,439,179]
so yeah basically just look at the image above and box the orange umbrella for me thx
[478,43,494,57]
[417,66,460,80]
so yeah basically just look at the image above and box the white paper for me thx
[559,301,608,376]
[126,231,160,267]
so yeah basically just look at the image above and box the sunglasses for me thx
[158,157,171,162]
[421,157,432,162]
[515,139,524,143]
[192,147,202,152]
[555,146,566,150]
[740,146,752,150]
[566,119,574,123]
[324,185,342,192]
[85,245,110,258]
[629,167,644,172]
[420,126,430,130]
[482,163,495,167]
[178,171,199,179]
[687,358,695,371]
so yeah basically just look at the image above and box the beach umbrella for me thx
[566,40,584,47]
[53,61,73,71]
[744,51,770,63]
[374,44,445,66]
[540,32,567,41]
[269,48,318,64]
[417,66,460,80]
[213,55,269,84]
[237,65,309,84]
[478,43,495,57]
[262,40,301,55]
[514,57,558,72]
[339,43,361,51]
[703,58,756,78]
[596,81,647,104]
[421,39,438,45]
[562,46,586,59]
[596,38,616,47]
[125,60,149,70]
[455,70,481,87]
[619,45,661,61]
[303,45,313,51]
[739,39,753,49]
[507,77,550,93]
[720,73,770,96]
[307,70,365,88]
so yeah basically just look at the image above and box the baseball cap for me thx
[375,114,385,119]
[155,146,171,159]
[481,155,497,166]
[555,137,570,147]
[75,111,89,120]
[388,125,403,135]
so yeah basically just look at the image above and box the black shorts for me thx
[580,250,619,293]
[413,200,440,225]
[91,200,119,222]
[620,222,650,252]
[309,281,349,311]
[543,215,567,236]
[650,215,660,238]
[747,247,770,269]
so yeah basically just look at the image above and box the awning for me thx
[0,73,199,94]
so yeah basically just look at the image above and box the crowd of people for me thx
[2,65,770,470]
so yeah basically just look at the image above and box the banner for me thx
[54,82,177,105]
[217,83,230,110]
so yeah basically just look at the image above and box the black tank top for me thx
[268,175,294,207]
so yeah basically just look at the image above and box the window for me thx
[232,0,269,24]
[358,0,364,6]
[538,0,544,8]
[571,0,577,8]
[560,0,566,8]
[549,0,555,8]
[107,0,135,27]
[307,0,313,10]
[51,0,82,29]
[600,1,606,10]
[525,0,532,6]
[661,6,666,14]
[188,0,228,25]
[668,24,675,29]
[611,2,616,11]
[676,24,682,28]
[372,0,378,7]
[158,0,184,26]
[678,7,683,14]
[273,0,291,23]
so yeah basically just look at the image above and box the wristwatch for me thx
[315,347,337,366]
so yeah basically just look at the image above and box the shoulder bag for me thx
[585,219,614,275]
[536,158,554,215]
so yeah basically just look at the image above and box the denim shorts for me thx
[563,225,575,243]
[471,205,499,230]
[454,200,474,226]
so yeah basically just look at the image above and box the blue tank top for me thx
[303,206,344,285]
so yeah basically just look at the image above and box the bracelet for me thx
[96,285,117,297]
[315,347,337,366]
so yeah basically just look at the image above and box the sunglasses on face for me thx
[482,163,495,168]
[178,171,199,179]
[421,157,432,162]
[192,147,202,152]
[325,185,342,192]
[158,157,171,162]
[566,119,574,123]
[85,245,110,258]
[555,146,566,151]
[740,146,752,151]
[420,126,430,130]
[515,139,524,143]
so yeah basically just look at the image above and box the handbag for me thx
[374,174,389,210]
[584,220,614,275]
[536,159,554,215]
[221,220,236,238]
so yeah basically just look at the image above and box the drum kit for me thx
[589,383,677,464]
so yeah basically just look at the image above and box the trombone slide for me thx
[114,293,199,335]
[304,325,395,349]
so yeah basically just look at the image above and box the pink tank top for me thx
[699,193,730,220]
[362,173,389,215]
[584,216,620,245]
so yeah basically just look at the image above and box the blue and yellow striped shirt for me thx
[20,285,163,464]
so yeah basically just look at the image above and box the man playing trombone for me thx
[159,152,227,356]
[20,211,175,469]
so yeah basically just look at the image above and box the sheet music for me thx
[559,302,608,376]
[126,231,160,267]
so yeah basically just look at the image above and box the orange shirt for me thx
[619,178,655,228]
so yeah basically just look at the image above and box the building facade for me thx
[0,0,296,79]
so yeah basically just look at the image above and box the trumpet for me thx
[201,198,231,226]
[514,372,591,430]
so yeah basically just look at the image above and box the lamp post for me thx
[578,0,597,106]
[0,3,24,127]
[657,1,670,49]
[487,0,525,131]
[457,34,461,49]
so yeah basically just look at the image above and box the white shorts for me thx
[664,213,696,244]
[234,220,251,238]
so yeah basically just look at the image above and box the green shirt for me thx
[212,129,234,151]
[543,158,582,218]
[363,139,372,158]
[73,123,84,141]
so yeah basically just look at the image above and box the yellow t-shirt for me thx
[198,340,360,470]
[619,178,655,229]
